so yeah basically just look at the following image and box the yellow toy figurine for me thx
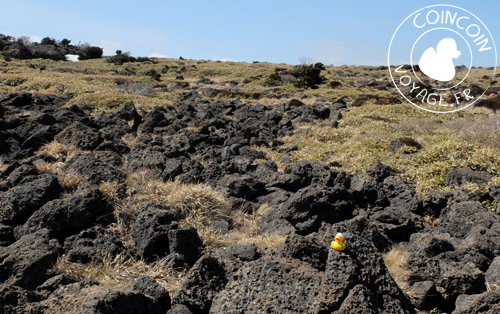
[331,233,346,251]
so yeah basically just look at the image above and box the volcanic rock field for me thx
[0,62,499,314]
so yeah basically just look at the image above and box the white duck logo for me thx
[418,38,461,82]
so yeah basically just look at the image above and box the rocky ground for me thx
[0,55,500,314]
[0,90,499,314]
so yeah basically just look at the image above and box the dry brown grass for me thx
[122,171,286,250]
[486,279,498,292]
[55,253,186,294]
[383,244,411,291]
[202,203,286,250]
[37,141,79,160]
[33,160,64,174]
[423,215,440,227]
[397,119,442,135]
[57,170,82,189]
[127,171,231,229]
[99,181,121,204]
[447,116,500,149]
[0,162,8,172]
[121,134,139,148]
[34,141,85,188]
[185,126,200,133]
[33,159,83,189]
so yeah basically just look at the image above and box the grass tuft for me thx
[55,253,186,294]
[123,171,286,250]
[383,244,411,291]
[99,181,121,204]
[37,141,79,160]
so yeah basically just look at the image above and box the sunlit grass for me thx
[2,58,500,196]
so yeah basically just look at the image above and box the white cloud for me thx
[29,35,42,43]
[149,53,170,59]
[210,57,237,62]
[100,39,123,56]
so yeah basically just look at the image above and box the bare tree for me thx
[299,56,313,65]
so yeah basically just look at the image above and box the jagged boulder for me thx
[0,229,60,289]
[131,276,171,311]
[81,287,164,314]
[280,185,351,235]
[63,153,124,185]
[453,290,500,314]
[0,173,62,225]
[131,202,179,261]
[63,225,124,263]
[211,235,414,313]
[173,255,227,313]
[54,121,102,150]
[15,189,109,241]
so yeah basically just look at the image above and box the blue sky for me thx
[1,0,498,65]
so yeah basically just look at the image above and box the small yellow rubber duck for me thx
[331,233,346,251]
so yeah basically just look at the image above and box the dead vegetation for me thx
[32,142,85,190]
[0,162,9,172]
[55,253,186,293]
[448,116,500,148]
[37,141,79,160]
[105,171,287,251]
[55,171,286,294]
[383,244,411,291]
[121,134,139,148]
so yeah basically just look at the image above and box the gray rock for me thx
[131,276,171,311]
[283,233,327,270]
[0,229,60,289]
[368,206,417,250]
[0,284,38,313]
[406,281,443,310]
[317,235,414,313]
[63,225,124,264]
[212,235,414,313]
[37,274,75,292]
[222,244,260,262]
[281,185,351,235]
[63,153,123,185]
[132,202,178,261]
[82,287,163,314]
[54,121,102,150]
[111,102,142,130]
[333,284,378,314]
[0,174,61,225]
[162,158,184,181]
[137,107,167,134]
[445,167,493,187]
[210,255,323,313]
[3,163,40,187]
[438,201,499,239]
[485,256,500,290]
[126,149,167,173]
[173,255,226,312]
[453,290,500,314]
[168,227,202,267]
[0,224,14,246]
[15,189,109,240]
[283,160,337,188]
[221,174,266,201]
[407,232,456,258]
[437,262,485,305]
[167,304,193,314]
